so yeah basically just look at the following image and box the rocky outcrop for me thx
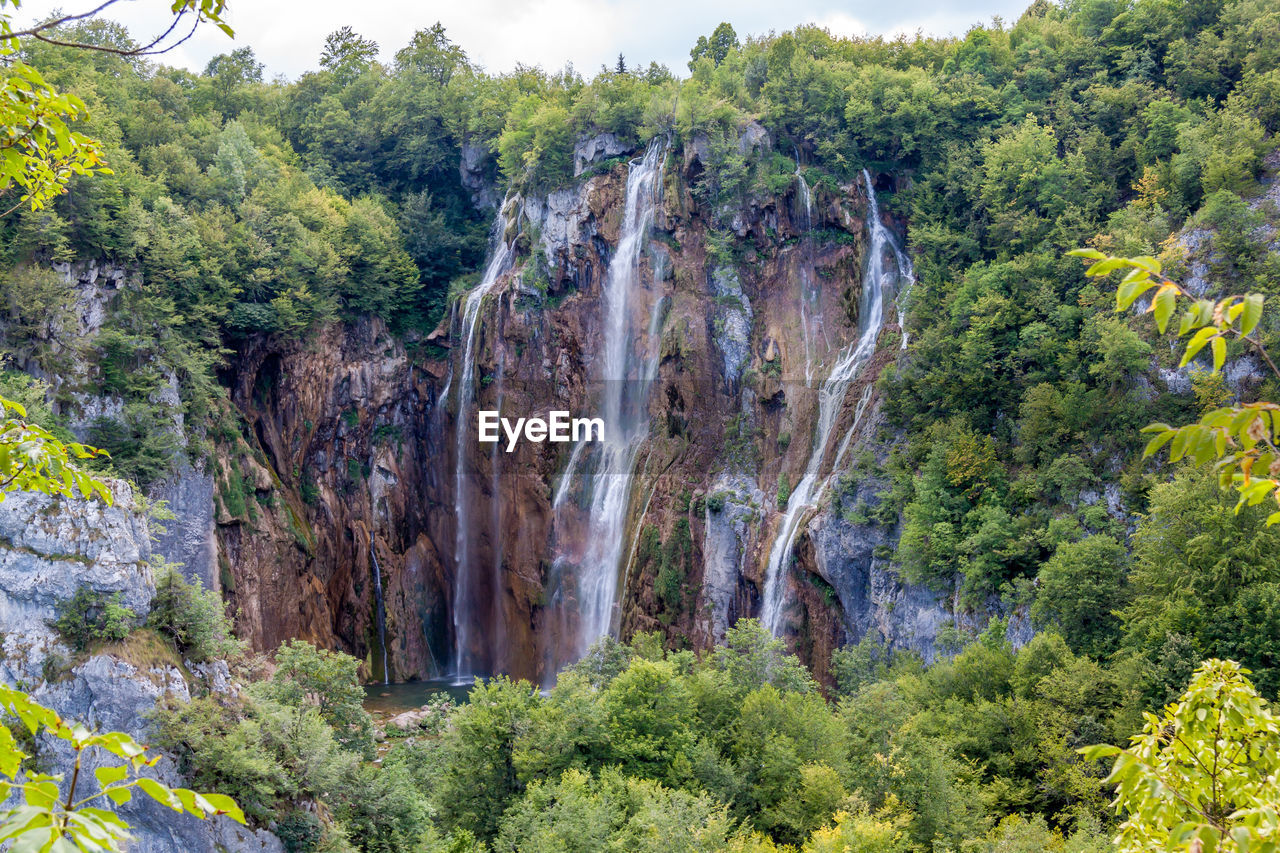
[0,483,152,682]
[0,485,282,853]
[573,132,630,176]
[460,142,500,210]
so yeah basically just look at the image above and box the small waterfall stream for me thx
[452,204,516,681]
[370,542,389,685]
[548,139,667,660]
[795,160,817,383]
[760,169,911,636]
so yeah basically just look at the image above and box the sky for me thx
[22,0,1033,79]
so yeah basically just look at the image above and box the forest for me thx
[3,0,1280,850]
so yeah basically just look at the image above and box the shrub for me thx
[274,810,323,853]
[148,560,245,662]
[260,640,375,758]
[777,472,792,509]
[51,587,136,652]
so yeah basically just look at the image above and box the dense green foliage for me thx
[148,560,245,662]
[148,621,1280,852]
[51,585,136,651]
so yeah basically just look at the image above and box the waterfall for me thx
[795,158,817,382]
[549,139,667,660]
[370,542,389,685]
[759,169,910,636]
[453,204,516,682]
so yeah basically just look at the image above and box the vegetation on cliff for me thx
[6,0,1280,849]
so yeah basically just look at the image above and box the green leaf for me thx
[1087,258,1127,277]
[1131,255,1163,275]
[1242,293,1264,336]
[1182,327,1217,367]
[1143,430,1176,459]
[1067,248,1106,260]
[1213,336,1227,373]
[135,777,182,811]
[93,765,128,787]
[1154,287,1176,333]
[201,792,246,824]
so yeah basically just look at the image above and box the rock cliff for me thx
[0,485,283,852]
[13,136,1022,690]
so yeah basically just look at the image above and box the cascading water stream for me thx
[452,204,516,681]
[759,169,910,636]
[369,542,389,685]
[548,139,667,660]
[795,159,816,383]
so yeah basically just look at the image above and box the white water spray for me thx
[452,204,516,681]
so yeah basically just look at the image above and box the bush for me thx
[777,472,791,509]
[260,640,375,758]
[51,587,136,652]
[148,560,245,662]
[274,810,324,853]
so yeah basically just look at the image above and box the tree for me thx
[320,26,379,85]
[688,22,738,70]
[1084,660,1280,852]
[261,640,374,758]
[203,45,264,110]
[148,562,245,662]
[1031,535,1128,656]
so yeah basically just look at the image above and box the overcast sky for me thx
[23,0,1033,79]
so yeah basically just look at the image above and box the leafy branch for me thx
[0,395,112,504]
[0,0,234,56]
[0,684,245,851]
[1070,248,1280,525]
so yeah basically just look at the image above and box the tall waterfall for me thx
[549,139,667,660]
[452,205,515,681]
[760,169,911,636]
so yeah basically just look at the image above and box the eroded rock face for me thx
[0,483,152,681]
[221,317,445,682]
[433,150,899,680]
[0,486,283,853]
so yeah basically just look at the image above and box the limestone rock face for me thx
[0,483,152,682]
[573,132,630,176]
[0,486,283,853]
[149,460,219,589]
